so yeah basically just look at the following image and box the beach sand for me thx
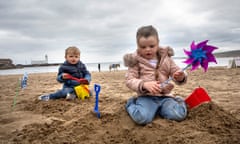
[0,67,240,144]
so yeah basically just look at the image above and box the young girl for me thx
[124,25,187,125]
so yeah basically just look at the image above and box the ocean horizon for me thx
[0,57,235,75]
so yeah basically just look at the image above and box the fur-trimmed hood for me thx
[123,46,174,67]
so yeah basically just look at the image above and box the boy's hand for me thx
[173,70,185,82]
[79,78,89,85]
[62,73,70,79]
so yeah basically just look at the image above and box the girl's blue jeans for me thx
[125,95,187,125]
[49,87,74,99]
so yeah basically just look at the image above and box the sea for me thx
[0,57,235,75]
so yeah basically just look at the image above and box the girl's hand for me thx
[143,81,174,94]
[173,70,185,82]
[161,83,174,94]
[143,81,161,94]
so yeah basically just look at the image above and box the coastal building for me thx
[31,54,48,65]
[0,58,15,69]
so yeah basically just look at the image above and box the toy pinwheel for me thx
[183,40,218,72]
[21,72,28,89]
[161,40,218,87]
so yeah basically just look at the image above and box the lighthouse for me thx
[45,54,48,64]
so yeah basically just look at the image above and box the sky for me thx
[0,0,240,64]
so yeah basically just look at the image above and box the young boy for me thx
[124,25,187,125]
[38,46,91,101]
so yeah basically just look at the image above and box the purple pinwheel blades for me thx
[183,40,218,72]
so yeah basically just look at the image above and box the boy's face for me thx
[137,36,159,60]
[65,53,80,64]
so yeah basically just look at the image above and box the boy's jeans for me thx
[125,95,187,125]
[49,87,74,99]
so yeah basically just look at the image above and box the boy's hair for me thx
[136,25,159,44]
[65,46,80,57]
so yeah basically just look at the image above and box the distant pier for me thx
[0,58,62,70]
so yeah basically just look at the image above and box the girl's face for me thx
[137,36,159,60]
[65,53,80,64]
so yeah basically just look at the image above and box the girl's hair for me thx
[65,46,80,57]
[136,25,159,43]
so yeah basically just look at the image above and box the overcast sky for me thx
[0,0,239,64]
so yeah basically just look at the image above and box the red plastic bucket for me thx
[185,87,211,109]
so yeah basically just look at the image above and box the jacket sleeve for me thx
[82,63,92,83]
[125,65,147,93]
[84,73,91,83]
[56,66,65,83]
[168,57,187,85]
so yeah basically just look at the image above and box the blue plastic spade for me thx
[94,84,101,118]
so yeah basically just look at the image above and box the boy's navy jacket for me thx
[57,61,91,88]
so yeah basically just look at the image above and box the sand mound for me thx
[4,100,240,144]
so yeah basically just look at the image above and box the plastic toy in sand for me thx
[65,74,90,100]
[74,85,90,100]
[93,84,101,118]
[185,87,211,109]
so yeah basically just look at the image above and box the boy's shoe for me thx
[66,93,76,100]
[38,95,50,101]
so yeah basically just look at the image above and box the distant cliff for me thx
[214,50,240,58]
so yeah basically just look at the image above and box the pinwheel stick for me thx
[12,78,21,111]
[182,64,192,71]
[12,73,28,111]
[161,64,191,87]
